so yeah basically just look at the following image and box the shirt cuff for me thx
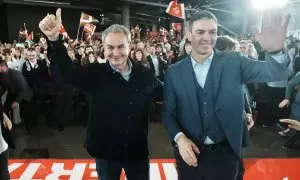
[174,132,184,143]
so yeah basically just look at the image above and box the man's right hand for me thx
[279,99,290,108]
[39,8,62,39]
[176,134,200,167]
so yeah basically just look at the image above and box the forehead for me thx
[240,43,248,47]
[191,19,217,32]
[104,32,128,46]
[27,51,36,55]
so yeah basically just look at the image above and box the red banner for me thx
[166,0,185,19]
[8,159,300,179]
[84,23,96,35]
[172,23,182,32]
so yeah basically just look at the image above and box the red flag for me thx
[166,0,185,19]
[60,25,69,38]
[83,23,96,35]
[172,23,182,32]
[27,31,33,40]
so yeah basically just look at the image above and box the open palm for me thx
[253,9,291,52]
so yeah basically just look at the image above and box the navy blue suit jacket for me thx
[163,52,290,157]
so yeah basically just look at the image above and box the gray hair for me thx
[102,24,131,44]
[188,10,217,32]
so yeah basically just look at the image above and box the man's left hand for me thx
[252,9,291,52]
[3,114,12,131]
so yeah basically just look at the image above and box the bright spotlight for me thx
[252,0,287,10]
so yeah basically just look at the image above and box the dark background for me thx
[0,1,120,42]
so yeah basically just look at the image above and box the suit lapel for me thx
[181,57,200,118]
[211,52,224,100]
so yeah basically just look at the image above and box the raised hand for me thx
[39,8,62,39]
[252,8,291,52]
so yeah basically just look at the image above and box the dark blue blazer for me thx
[163,52,290,157]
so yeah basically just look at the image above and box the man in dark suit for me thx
[147,45,168,81]
[163,10,290,179]
[39,9,162,180]
[22,48,51,134]
[0,60,32,115]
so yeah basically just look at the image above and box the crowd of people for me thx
[0,7,299,180]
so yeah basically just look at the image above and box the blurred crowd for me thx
[0,29,300,149]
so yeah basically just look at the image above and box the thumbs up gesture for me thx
[39,8,62,40]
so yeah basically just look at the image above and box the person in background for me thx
[278,57,300,148]
[176,40,192,62]
[96,47,106,64]
[12,49,25,72]
[81,52,98,65]
[215,35,237,52]
[67,48,80,65]
[248,43,258,59]
[133,48,150,68]
[0,111,12,180]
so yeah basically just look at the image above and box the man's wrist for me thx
[267,49,284,55]
[48,33,59,41]
[174,132,185,143]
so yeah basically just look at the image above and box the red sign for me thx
[172,23,182,32]
[8,159,300,179]
[166,1,185,19]
[84,23,96,35]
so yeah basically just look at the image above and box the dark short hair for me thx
[240,40,249,45]
[27,47,35,52]
[0,60,8,67]
[216,36,237,52]
[156,44,163,49]
[188,10,217,32]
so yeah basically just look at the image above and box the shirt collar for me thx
[109,60,132,76]
[191,51,214,68]
[150,54,157,58]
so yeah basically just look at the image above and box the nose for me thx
[112,48,119,56]
[202,32,211,41]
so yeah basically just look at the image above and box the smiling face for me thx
[103,32,130,68]
[188,18,217,56]
[135,50,143,61]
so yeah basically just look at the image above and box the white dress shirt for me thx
[150,55,160,77]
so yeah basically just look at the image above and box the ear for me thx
[187,32,192,41]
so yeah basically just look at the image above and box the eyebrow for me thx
[106,44,125,47]
[195,29,217,32]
